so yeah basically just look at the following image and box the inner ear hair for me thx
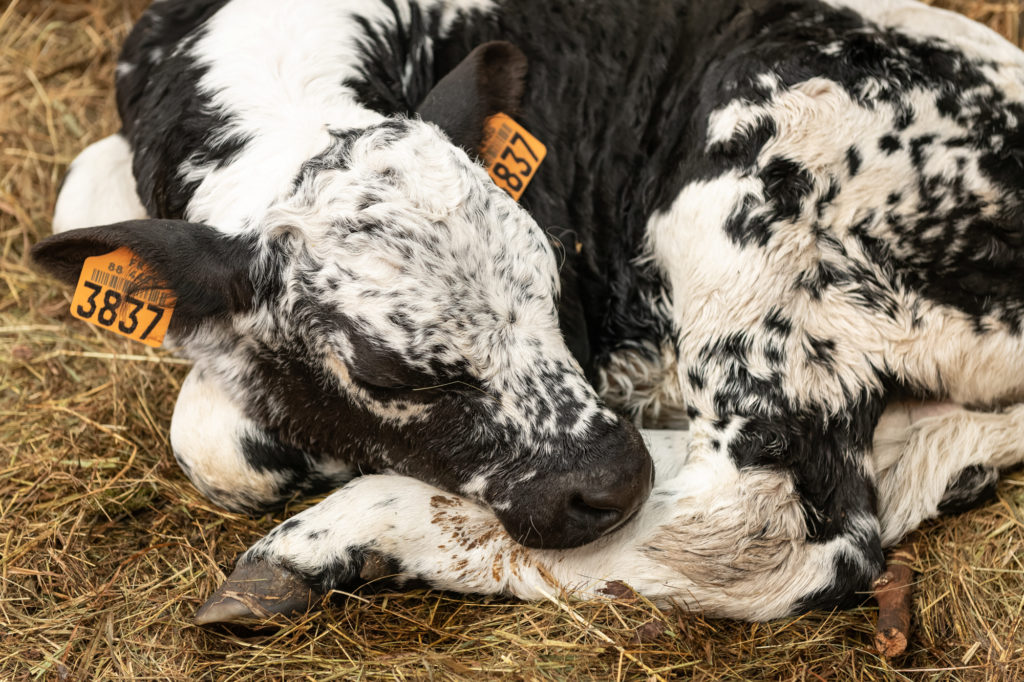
[417,41,528,152]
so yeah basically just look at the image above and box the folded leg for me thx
[196,399,1024,624]
[196,429,876,623]
[871,401,1024,546]
[171,367,355,514]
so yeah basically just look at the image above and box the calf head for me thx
[33,42,653,550]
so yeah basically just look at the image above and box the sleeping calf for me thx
[32,0,1024,623]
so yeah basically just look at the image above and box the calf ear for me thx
[417,41,528,152]
[31,219,256,334]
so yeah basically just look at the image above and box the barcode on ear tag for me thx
[70,247,175,347]
[479,113,547,201]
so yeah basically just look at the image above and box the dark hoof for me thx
[194,559,323,626]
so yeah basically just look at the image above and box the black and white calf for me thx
[32,0,1024,622]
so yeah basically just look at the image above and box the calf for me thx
[32,0,1024,623]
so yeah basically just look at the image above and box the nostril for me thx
[565,450,653,539]
[567,492,625,534]
[501,421,654,549]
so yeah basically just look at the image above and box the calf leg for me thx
[872,401,1024,546]
[171,367,354,514]
[200,400,1024,624]
[52,133,148,233]
[196,429,880,623]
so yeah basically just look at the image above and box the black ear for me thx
[31,220,256,335]
[417,41,528,152]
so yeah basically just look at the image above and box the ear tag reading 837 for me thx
[71,247,174,347]
[479,113,547,201]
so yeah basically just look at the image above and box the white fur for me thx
[872,401,1024,545]
[598,344,688,428]
[181,0,493,231]
[652,77,1024,415]
[171,367,355,512]
[170,368,289,511]
[52,134,147,233]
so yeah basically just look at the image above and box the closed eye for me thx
[347,350,484,396]
[411,378,491,398]
[339,320,483,394]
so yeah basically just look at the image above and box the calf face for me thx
[32,41,654,550]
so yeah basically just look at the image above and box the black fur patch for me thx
[258,544,430,595]
[728,391,886,543]
[846,146,862,176]
[938,464,1000,515]
[116,0,246,219]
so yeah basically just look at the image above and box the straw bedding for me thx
[1,0,1022,678]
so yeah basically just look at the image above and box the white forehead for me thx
[256,121,562,355]
[281,121,553,250]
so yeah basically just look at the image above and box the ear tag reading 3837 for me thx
[479,113,547,201]
[71,247,174,347]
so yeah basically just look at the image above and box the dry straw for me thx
[2,0,1023,679]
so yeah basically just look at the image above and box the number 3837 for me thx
[76,282,165,339]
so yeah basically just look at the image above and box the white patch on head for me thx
[246,119,612,447]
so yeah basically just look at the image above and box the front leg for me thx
[690,406,887,611]
[172,366,355,514]
[195,427,883,624]
[872,400,1024,545]
[194,474,561,624]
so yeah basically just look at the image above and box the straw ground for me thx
[2,0,1023,679]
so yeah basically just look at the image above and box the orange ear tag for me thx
[70,247,175,347]
[479,113,547,201]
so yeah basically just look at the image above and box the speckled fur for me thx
[43,0,1024,619]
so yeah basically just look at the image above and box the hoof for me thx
[194,559,323,626]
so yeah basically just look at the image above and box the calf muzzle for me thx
[494,418,654,549]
